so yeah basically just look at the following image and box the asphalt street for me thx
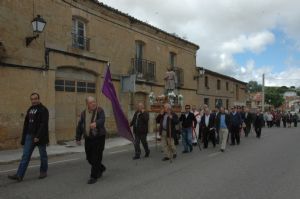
[0,126,299,199]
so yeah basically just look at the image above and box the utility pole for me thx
[262,73,265,112]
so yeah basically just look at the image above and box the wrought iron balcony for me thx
[131,58,156,81]
[71,33,90,51]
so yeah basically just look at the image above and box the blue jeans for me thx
[182,128,193,152]
[17,134,48,178]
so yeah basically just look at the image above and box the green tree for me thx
[247,81,262,93]
[265,87,285,108]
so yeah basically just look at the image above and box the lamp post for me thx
[26,15,47,46]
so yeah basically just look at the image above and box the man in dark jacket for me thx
[215,107,230,152]
[179,105,196,153]
[254,109,264,138]
[8,93,49,182]
[200,107,216,148]
[76,96,106,184]
[241,107,253,137]
[130,102,150,160]
[229,106,242,145]
[157,103,179,161]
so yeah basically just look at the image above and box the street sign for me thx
[121,74,136,92]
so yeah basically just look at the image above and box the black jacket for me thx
[157,112,179,138]
[215,113,230,131]
[229,112,242,128]
[21,103,49,145]
[130,111,149,135]
[241,112,253,126]
[254,113,264,128]
[76,107,107,141]
[179,112,196,128]
[200,114,215,130]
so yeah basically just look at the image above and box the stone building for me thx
[0,0,200,149]
[0,0,248,150]
[195,68,248,110]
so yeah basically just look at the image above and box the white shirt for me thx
[205,114,210,127]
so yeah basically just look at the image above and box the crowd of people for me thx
[264,110,298,128]
[7,93,299,185]
[148,103,265,162]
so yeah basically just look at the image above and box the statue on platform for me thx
[164,68,177,94]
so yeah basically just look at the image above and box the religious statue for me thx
[164,68,178,94]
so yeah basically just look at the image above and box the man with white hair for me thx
[130,102,150,160]
[200,107,216,148]
[156,103,179,161]
[76,96,107,184]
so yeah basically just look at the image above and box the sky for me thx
[100,0,300,87]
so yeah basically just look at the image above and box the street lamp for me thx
[26,15,47,47]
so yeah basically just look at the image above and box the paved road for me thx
[0,126,299,199]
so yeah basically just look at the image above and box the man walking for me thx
[229,106,242,145]
[215,107,230,152]
[191,105,201,146]
[242,107,253,137]
[200,107,216,148]
[76,96,106,184]
[179,105,196,153]
[157,103,179,161]
[254,109,264,138]
[130,102,150,160]
[8,93,49,182]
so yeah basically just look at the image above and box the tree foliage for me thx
[246,81,262,93]
[265,87,285,108]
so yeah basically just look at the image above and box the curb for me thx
[0,135,157,165]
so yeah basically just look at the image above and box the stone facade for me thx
[0,0,247,150]
[195,68,248,110]
[0,0,199,149]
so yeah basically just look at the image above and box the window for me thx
[87,83,96,93]
[226,82,229,91]
[55,79,95,93]
[135,41,144,60]
[72,18,89,50]
[135,41,144,74]
[215,99,223,108]
[205,76,209,88]
[236,84,239,100]
[204,98,209,106]
[226,99,229,109]
[169,52,176,69]
[147,62,156,81]
[55,80,64,91]
[217,79,221,90]
[65,80,75,92]
[77,81,87,93]
[174,67,184,87]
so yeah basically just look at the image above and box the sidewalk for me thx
[0,134,156,164]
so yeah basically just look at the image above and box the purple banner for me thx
[102,65,134,142]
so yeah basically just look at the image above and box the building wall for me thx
[196,71,248,110]
[0,0,199,149]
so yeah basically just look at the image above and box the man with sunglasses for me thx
[8,93,49,182]
[179,105,196,153]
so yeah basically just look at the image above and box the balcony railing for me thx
[72,33,90,51]
[131,58,156,81]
